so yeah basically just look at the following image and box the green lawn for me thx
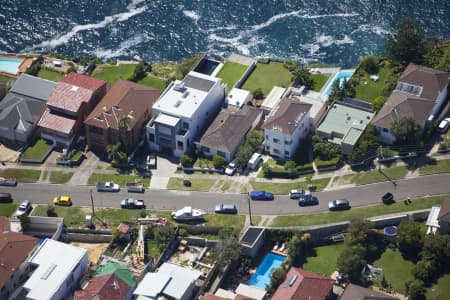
[203,214,246,232]
[311,73,331,92]
[92,64,137,85]
[341,166,408,185]
[221,181,232,192]
[250,178,330,194]
[21,139,52,159]
[217,62,248,91]
[0,73,15,86]
[0,204,16,216]
[146,240,161,258]
[49,171,74,184]
[151,61,178,78]
[352,61,397,103]
[0,169,41,183]
[270,194,449,227]
[374,248,415,294]
[138,75,167,91]
[426,274,450,300]
[303,243,345,276]
[37,69,64,82]
[241,62,292,96]
[419,159,450,175]
[167,178,215,191]
[87,173,149,187]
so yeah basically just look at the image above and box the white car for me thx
[16,200,32,217]
[225,162,237,176]
[437,118,450,133]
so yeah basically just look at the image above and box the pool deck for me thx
[0,55,33,78]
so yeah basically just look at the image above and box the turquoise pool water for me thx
[0,57,23,74]
[248,252,286,289]
[322,69,355,99]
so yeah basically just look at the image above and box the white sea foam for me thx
[183,10,200,22]
[94,35,145,60]
[27,1,146,50]
[352,24,392,36]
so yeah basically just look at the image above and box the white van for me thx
[248,153,262,170]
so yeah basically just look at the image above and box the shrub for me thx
[46,205,57,217]
[212,155,225,169]
[180,155,193,167]
[371,96,386,111]
[252,88,264,100]
[360,56,379,74]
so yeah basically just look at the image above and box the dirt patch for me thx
[71,242,109,264]
[0,144,20,162]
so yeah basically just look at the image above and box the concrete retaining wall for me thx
[63,233,112,243]
[234,63,256,89]
[176,236,218,248]
[28,216,64,240]
[20,141,55,164]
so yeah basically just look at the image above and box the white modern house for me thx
[22,239,89,300]
[146,71,225,157]
[133,262,202,300]
[262,98,313,161]
[372,63,450,144]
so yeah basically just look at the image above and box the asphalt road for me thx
[1,173,449,215]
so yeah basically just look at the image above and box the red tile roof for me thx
[38,108,76,134]
[271,267,334,300]
[85,80,161,130]
[0,225,38,288]
[73,273,131,300]
[0,216,9,231]
[60,73,107,91]
[46,82,95,113]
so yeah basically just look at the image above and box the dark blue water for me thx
[0,0,448,66]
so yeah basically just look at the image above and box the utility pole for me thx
[90,189,95,217]
[247,195,253,226]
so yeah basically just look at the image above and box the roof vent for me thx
[71,86,79,92]
[174,100,182,108]
[289,275,298,286]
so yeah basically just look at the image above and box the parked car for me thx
[298,192,319,207]
[146,154,157,169]
[126,182,145,193]
[120,198,145,209]
[437,118,450,133]
[172,206,206,221]
[382,192,394,205]
[249,190,274,201]
[328,199,351,211]
[225,162,237,176]
[53,195,72,206]
[15,200,32,217]
[0,177,17,186]
[289,189,306,199]
[215,204,238,214]
[0,192,12,203]
[96,181,120,192]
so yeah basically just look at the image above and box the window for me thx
[217,151,226,157]
[284,140,292,145]
[89,126,103,135]
[273,148,279,154]
[183,122,189,130]
[273,138,280,143]
[284,151,290,156]
[149,133,155,142]
[383,128,388,132]
[177,141,184,150]
[266,145,270,151]
[265,135,269,139]
[201,146,210,153]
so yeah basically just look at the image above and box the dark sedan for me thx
[215,204,238,214]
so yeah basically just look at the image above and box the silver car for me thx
[16,200,32,217]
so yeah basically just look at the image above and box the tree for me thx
[234,130,263,169]
[337,246,366,284]
[26,56,43,76]
[360,56,378,74]
[118,114,131,152]
[66,66,76,74]
[106,143,121,162]
[212,155,225,169]
[267,265,287,294]
[371,96,386,111]
[154,226,175,251]
[405,279,426,300]
[327,78,355,103]
[112,227,128,246]
[348,124,379,164]
[397,220,424,262]
[46,205,57,217]
[312,135,340,161]
[284,160,296,172]
[292,66,313,90]
[387,18,426,66]
[252,88,264,100]
[216,234,241,268]
[390,116,423,145]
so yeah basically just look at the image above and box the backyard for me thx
[216,61,248,91]
[138,74,167,91]
[311,73,331,92]
[426,274,450,300]
[21,139,52,160]
[37,69,64,82]
[303,242,345,277]
[270,194,449,227]
[241,61,292,96]
[92,64,137,85]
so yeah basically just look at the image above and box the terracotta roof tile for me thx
[73,273,131,300]
[271,267,334,300]
[85,80,161,130]
[0,228,38,288]
[46,82,94,113]
[60,73,107,91]
[262,98,312,135]
[38,108,76,134]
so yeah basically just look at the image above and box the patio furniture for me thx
[279,243,286,252]
[273,241,279,251]
[178,239,188,252]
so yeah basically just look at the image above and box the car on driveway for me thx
[437,118,450,133]
[225,162,237,176]
[53,195,72,206]
[215,204,238,214]
[328,199,351,211]
[15,200,32,217]
[249,190,274,201]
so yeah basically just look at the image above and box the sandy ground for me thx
[0,144,20,162]
[71,242,109,264]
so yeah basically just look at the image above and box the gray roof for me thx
[197,106,263,154]
[183,75,215,92]
[340,283,399,300]
[10,74,56,100]
[0,93,46,131]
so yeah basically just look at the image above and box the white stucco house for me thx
[262,98,313,161]
[146,71,225,157]
[372,63,450,144]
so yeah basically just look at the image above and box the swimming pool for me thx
[322,69,355,99]
[0,57,24,75]
[248,252,286,289]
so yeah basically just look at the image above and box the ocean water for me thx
[0,0,448,66]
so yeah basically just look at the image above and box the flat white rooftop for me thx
[153,71,221,119]
[261,86,286,111]
[155,113,180,127]
[226,88,250,109]
[24,239,87,300]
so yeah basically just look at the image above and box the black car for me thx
[215,204,238,214]
[328,199,351,211]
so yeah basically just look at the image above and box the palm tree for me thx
[106,143,120,162]
[292,66,313,89]
[118,114,131,152]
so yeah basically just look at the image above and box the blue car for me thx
[249,190,274,201]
